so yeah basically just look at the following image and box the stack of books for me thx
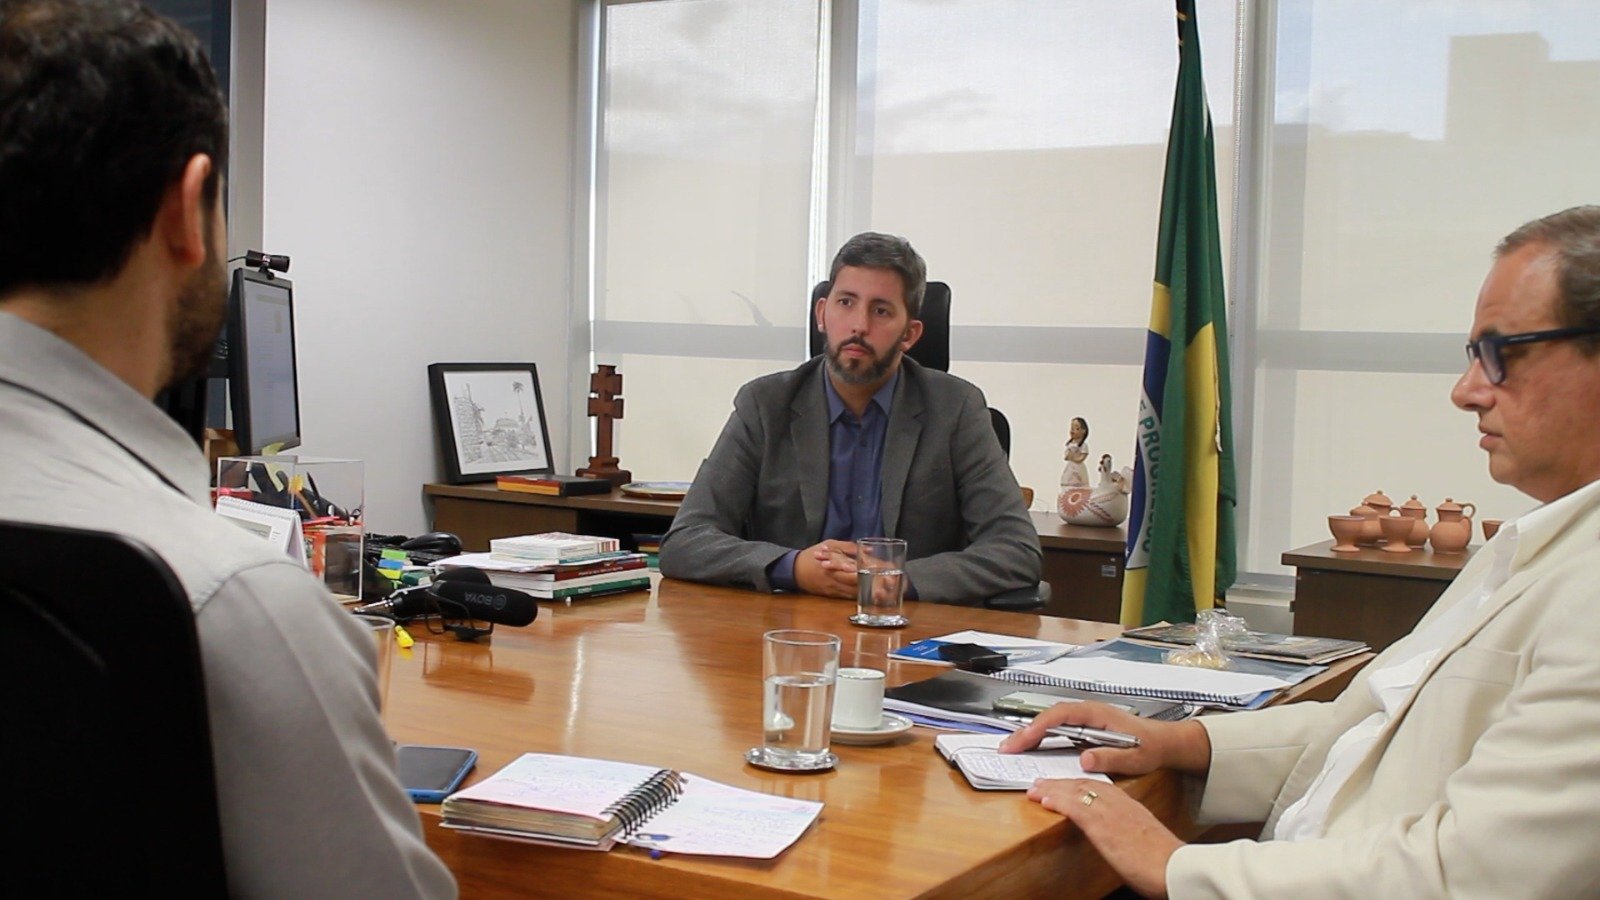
[495,474,612,497]
[516,554,650,601]
[464,532,649,600]
[631,533,663,568]
[491,532,622,562]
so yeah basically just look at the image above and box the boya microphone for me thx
[354,576,537,627]
[430,578,538,626]
[434,566,491,585]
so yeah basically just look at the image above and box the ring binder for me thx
[604,768,685,838]
[993,668,1243,705]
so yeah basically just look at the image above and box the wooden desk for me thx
[422,483,1129,623]
[384,578,1366,898]
[1282,540,1475,652]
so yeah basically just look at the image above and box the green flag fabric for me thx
[1120,0,1238,627]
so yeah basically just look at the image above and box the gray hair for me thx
[1497,205,1600,355]
[827,232,927,319]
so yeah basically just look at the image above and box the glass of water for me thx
[745,629,840,772]
[850,537,909,628]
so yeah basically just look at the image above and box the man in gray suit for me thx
[659,232,1040,604]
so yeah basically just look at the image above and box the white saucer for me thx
[830,712,914,745]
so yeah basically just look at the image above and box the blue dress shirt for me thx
[769,371,898,591]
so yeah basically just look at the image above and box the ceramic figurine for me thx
[1060,417,1090,488]
[1058,453,1132,527]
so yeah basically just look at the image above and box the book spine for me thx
[538,561,649,582]
[496,482,561,495]
[603,769,685,838]
[539,577,652,599]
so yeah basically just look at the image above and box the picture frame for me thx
[428,363,554,484]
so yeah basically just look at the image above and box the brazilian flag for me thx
[1120,0,1237,627]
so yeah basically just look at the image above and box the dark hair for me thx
[1496,205,1600,355]
[0,0,228,295]
[827,232,928,319]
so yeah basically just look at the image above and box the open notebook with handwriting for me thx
[440,752,822,858]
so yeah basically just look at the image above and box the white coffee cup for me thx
[833,667,886,729]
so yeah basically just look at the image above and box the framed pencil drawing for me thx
[428,362,554,483]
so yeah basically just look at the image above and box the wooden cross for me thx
[576,364,633,487]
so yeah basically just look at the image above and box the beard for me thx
[164,242,229,388]
[825,334,904,386]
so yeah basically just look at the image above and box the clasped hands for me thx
[997,701,1213,898]
[793,539,863,599]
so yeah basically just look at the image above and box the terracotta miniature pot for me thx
[1482,519,1503,541]
[1429,498,1476,554]
[1398,495,1429,547]
[1349,504,1384,546]
[1380,513,1415,553]
[1362,490,1395,516]
[1328,515,1364,552]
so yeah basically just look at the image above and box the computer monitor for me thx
[227,267,302,455]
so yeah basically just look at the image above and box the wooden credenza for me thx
[422,483,1128,623]
[1281,540,1475,652]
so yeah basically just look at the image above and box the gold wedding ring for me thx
[1081,790,1098,808]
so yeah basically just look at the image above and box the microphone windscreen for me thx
[429,578,538,627]
[434,566,491,585]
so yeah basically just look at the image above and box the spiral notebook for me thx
[440,752,822,858]
[995,655,1292,707]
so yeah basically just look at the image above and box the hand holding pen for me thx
[997,700,1212,777]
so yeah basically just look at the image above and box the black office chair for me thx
[809,281,1043,610]
[1,520,228,895]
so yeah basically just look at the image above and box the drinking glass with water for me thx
[850,537,909,628]
[745,629,841,772]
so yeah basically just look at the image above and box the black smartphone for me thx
[936,642,1008,673]
[395,744,477,803]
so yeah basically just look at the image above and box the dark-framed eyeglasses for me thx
[1464,326,1600,385]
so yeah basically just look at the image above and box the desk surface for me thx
[422,482,1126,550]
[385,578,1364,898]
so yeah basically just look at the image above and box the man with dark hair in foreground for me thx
[1004,205,1600,899]
[0,2,454,894]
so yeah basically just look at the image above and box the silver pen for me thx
[1043,724,1141,749]
[996,715,1141,749]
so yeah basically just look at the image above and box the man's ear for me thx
[814,295,828,332]
[155,153,215,270]
[900,318,924,351]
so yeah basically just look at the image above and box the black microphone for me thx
[434,566,490,585]
[354,571,537,627]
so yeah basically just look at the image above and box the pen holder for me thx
[215,455,365,601]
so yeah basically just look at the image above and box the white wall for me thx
[262,0,579,535]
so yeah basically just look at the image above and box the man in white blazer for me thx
[1003,205,1600,898]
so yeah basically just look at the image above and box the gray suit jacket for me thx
[658,357,1040,604]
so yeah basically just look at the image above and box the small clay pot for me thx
[1380,514,1414,553]
[1482,519,1503,541]
[1328,515,1364,552]
[1350,504,1383,546]
[1398,495,1429,547]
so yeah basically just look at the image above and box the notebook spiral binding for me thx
[603,768,686,837]
[993,668,1227,709]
